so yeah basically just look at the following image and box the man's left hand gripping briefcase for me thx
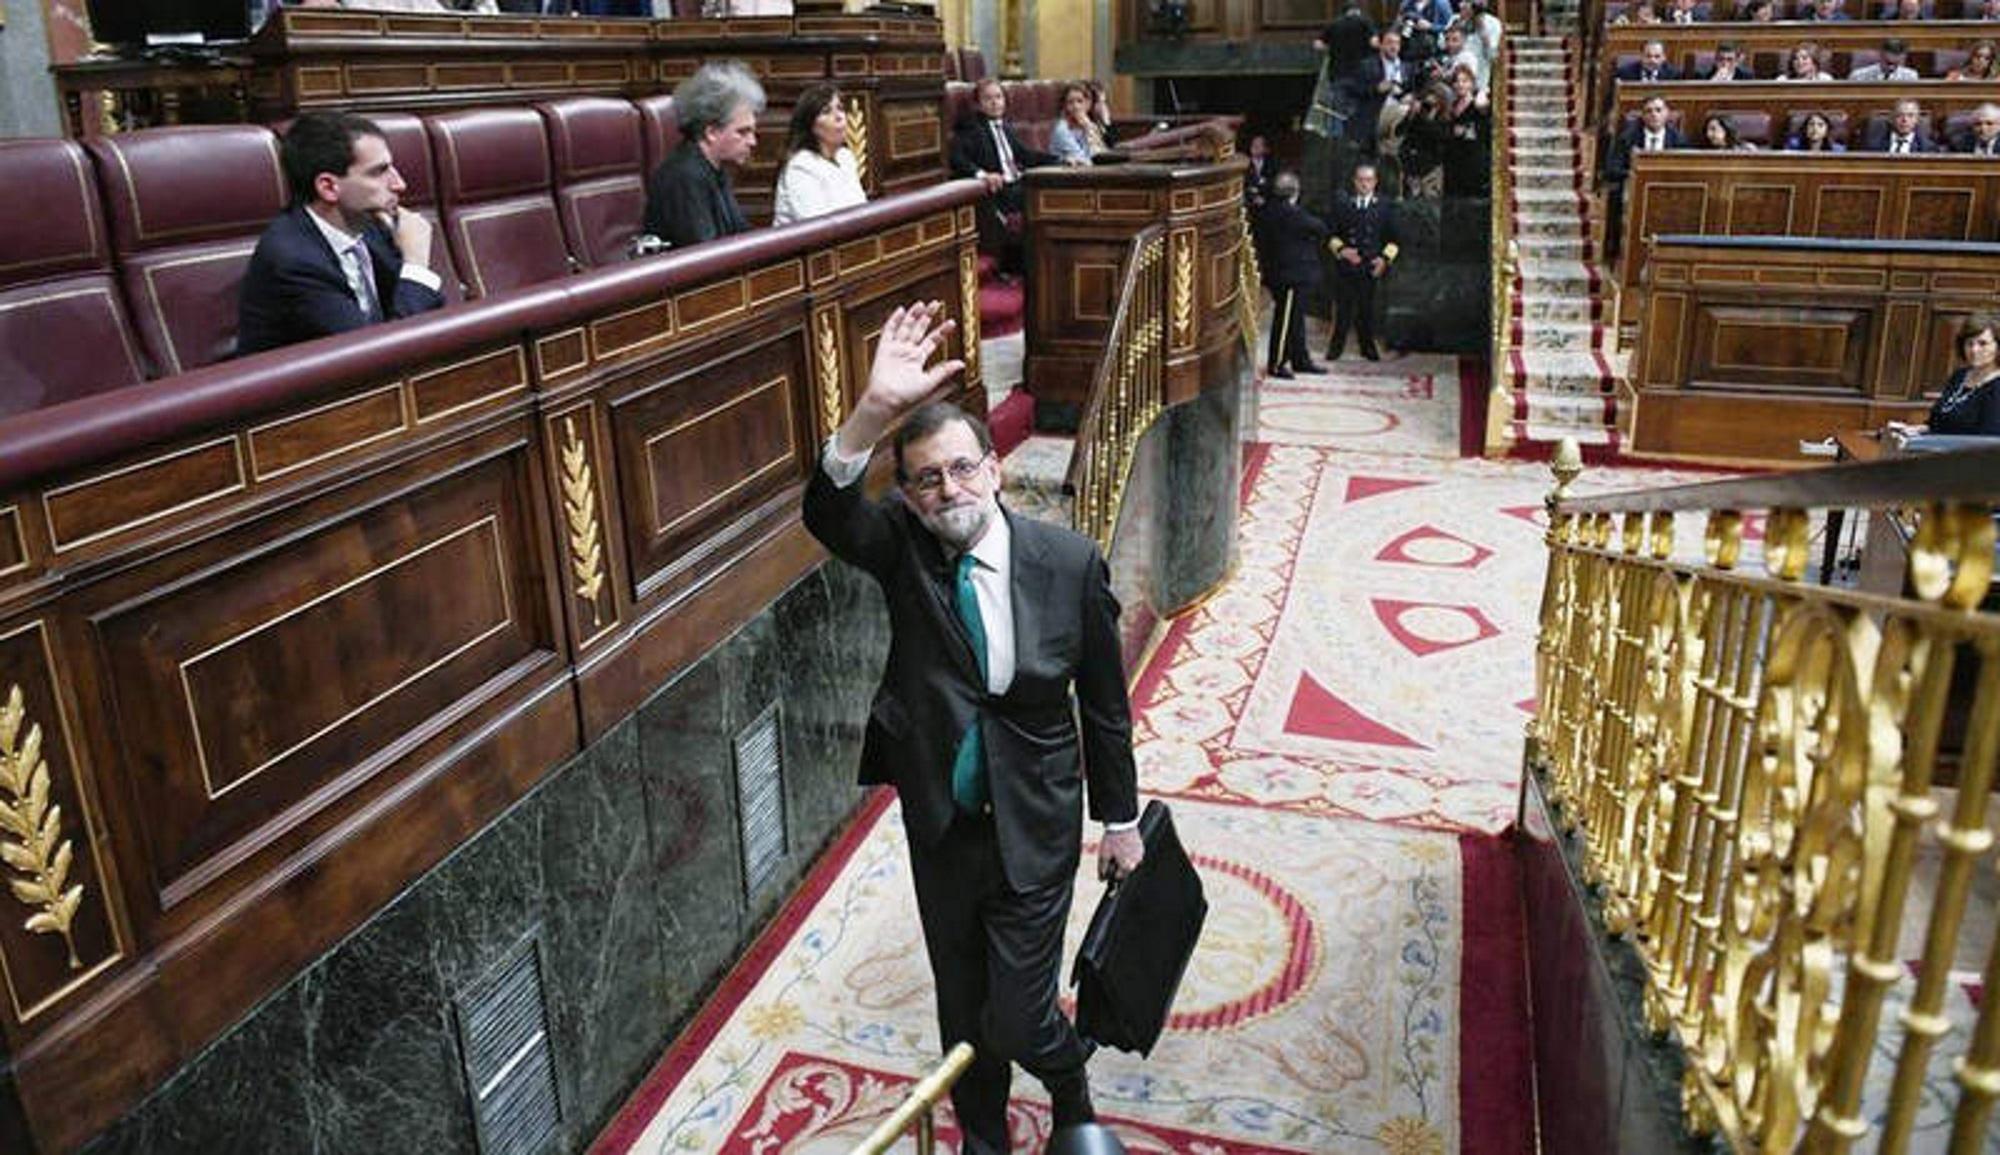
[1070,800,1207,1056]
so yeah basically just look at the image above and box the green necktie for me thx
[951,553,990,812]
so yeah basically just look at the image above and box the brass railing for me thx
[851,1042,977,1155]
[1485,41,1521,457]
[1066,225,1168,551]
[1236,200,1263,367]
[1530,439,2000,1153]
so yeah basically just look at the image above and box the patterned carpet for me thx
[588,355,1736,1154]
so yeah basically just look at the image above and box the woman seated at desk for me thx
[1049,82,1111,165]
[1890,313,2000,437]
[771,84,867,226]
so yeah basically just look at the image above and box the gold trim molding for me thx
[560,416,608,627]
[813,305,845,439]
[0,686,84,970]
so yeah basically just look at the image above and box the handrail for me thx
[1065,224,1166,551]
[0,180,990,494]
[850,1043,976,1155]
[1530,436,2000,1152]
[1485,40,1519,456]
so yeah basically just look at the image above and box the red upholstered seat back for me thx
[636,94,684,179]
[958,48,988,83]
[88,125,288,375]
[539,97,647,268]
[370,112,466,303]
[943,81,979,135]
[428,108,575,299]
[1714,109,1773,144]
[0,138,148,416]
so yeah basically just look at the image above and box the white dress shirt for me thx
[819,437,1135,832]
[988,119,1020,182]
[305,207,442,319]
[771,147,867,226]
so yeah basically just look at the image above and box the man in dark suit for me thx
[1257,172,1327,378]
[1863,99,1940,153]
[1951,103,2000,155]
[643,61,761,248]
[1602,95,1687,260]
[1341,27,1416,154]
[237,112,445,356]
[1325,162,1398,361]
[1615,39,1683,83]
[803,302,1144,1155]
[950,78,1059,273]
[1244,134,1277,212]
[1703,41,1754,80]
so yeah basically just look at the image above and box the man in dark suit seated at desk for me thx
[237,112,445,356]
[949,77,1059,274]
[803,302,1144,1155]
[643,61,763,249]
[1863,99,1940,154]
[1615,40,1682,84]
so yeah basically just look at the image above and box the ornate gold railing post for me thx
[851,1043,977,1155]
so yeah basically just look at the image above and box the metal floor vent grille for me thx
[734,701,789,899]
[454,935,561,1155]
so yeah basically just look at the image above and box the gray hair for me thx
[1274,170,1301,200]
[674,61,766,141]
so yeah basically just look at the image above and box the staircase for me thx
[1497,32,1626,451]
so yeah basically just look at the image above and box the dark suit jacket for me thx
[1861,124,1939,153]
[803,468,1139,891]
[1244,156,1276,208]
[1952,131,2000,155]
[1326,195,1398,275]
[237,204,445,356]
[644,142,752,248]
[948,115,1056,181]
[1256,199,1330,289]
[1341,53,1416,148]
[1703,64,1755,79]
[1604,123,1689,181]
[1614,61,1684,82]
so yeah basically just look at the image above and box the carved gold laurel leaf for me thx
[1172,231,1195,342]
[958,250,981,378]
[844,98,871,178]
[559,418,607,623]
[0,685,84,968]
[814,308,844,438]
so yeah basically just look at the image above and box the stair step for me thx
[998,436,1075,527]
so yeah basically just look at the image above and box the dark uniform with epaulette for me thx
[1256,196,1330,377]
[1325,192,1399,360]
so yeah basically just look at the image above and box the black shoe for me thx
[1269,365,1295,379]
[1360,345,1380,361]
[1294,359,1325,374]
[1325,345,1344,362]
[1049,1075,1096,1129]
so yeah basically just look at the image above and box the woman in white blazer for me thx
[772,84,868,226]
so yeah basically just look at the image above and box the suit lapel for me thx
[1006,507,1052,681]
[907,509,986,685]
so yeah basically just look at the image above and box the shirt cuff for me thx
[820,436,872,488]
[399,264,443,294]
[1102,817,1140,833]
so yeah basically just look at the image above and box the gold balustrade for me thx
[850,1042,977,1155]
[1485,42,1520,457]
[1066,226,1168,552]
[1529,439,2000,1153]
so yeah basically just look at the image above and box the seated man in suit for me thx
[1616,40,1682,83]
[1603,96,1688,260]
[1665,0,1706,25]
[643,61,763,248]
[1864,98,1940,152]
[803,301,1143,1155]
[1705,41,1755,80]
[949,78,1058,273]
[1952,102,2000,154]
[237,112,445,356]
[1849,38,1919,81]
[1803,0,1851,18]
[1325,162,1399,362]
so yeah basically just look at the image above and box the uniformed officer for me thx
[1325,161,1399,361]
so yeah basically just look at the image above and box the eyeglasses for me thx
[902,452,991,494]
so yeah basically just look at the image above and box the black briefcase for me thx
[1071,800,1207,1056]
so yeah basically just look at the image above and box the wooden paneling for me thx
[1631,237,2000,462]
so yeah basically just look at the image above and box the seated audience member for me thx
[1255,171,1327,379]
[1604,95,1686,260]
[1881,0,1932,16]
[1786,110,1847,150]
[1617,39,1682,83]
[1952,101,2000,153]
[1666,0,1705,24]
[1049,82,1109,165]
[949,77,1057,271]
[1742,0,1778,20]
[1948,41,1999,80]
[1865,98,1939,151]
[1244,134,1277,210]
[1699,113,1753,149]
[1615,0,1664,23]
[1889,314,2000,436]
[1442,65,1492,196]
[237,111,444,356]
[1705,41,1754,80]
[1803,0,1849,19]
[1324,162,1398,362]
[1781,42,1828,81]
[1849,38,1918,81]
[771,83,867,226]
[643,61,762,247]
[1982,0,2000,18]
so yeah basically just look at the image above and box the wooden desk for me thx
[1819,428,1887,582]
[52,55,251,139]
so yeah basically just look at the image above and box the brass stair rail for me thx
[1065,224,1168,552]
[1485,40,1520,456]
[850,1042,977,1155]
[1530,438,2000,1153]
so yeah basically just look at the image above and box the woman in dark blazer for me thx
[1900,314,2000,435]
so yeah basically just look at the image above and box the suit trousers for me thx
[1267,285,1312,372]
[908,810,1090,1154]
[1329,270,1380,356]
